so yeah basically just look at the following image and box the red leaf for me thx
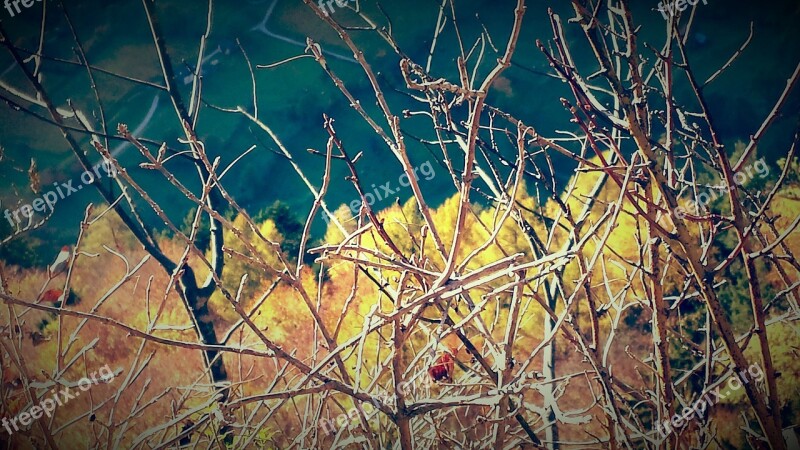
[428,352,455,382]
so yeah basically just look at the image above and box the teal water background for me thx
[0,0,798,249]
